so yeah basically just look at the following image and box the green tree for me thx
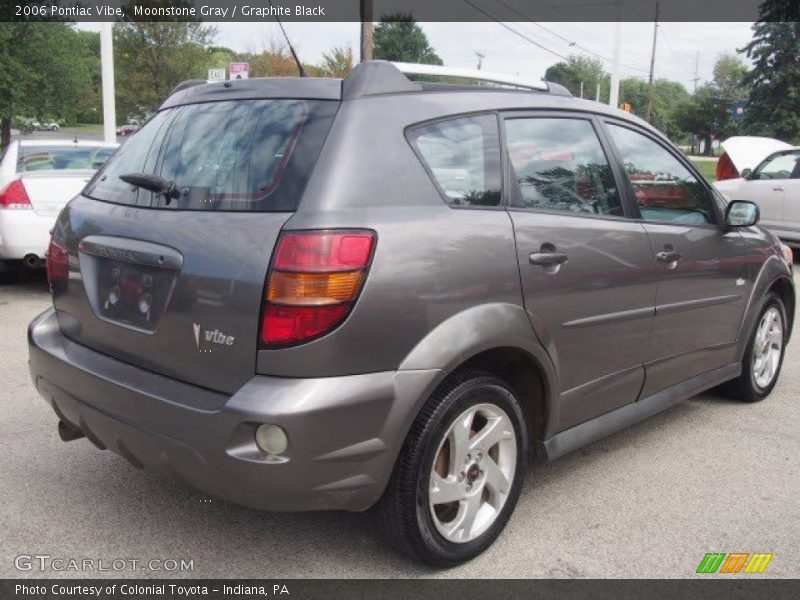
[373,15,442,65]
[0,23,96,148]
[115,3,217,121]
[620,77,690,140]
[544,55,609,100]
[713,53,749,101]
[740,0,800,140]
[320,46,353,77]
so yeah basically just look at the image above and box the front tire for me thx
[377,371,528,567]
[726,293,787,403]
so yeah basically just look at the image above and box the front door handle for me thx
[529,251,569,267]
[773,186,784,192]
[655,250,683,264]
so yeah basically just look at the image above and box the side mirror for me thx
[740,168,752,179]
[725,200,759,228]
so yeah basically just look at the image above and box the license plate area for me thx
[78,236,183,333]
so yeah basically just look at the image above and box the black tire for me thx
[725,292,787,403]
[377,370,528,567]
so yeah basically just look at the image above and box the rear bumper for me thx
[28,308,440,511]
[0,210,53,260]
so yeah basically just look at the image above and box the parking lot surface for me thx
[1,268,798,578]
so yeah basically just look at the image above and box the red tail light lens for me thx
[46,235,69,285]
[0,179,32,209]
[261,230,375,347]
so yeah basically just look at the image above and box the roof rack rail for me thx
[391,61,549,92]
[342,61,568,100]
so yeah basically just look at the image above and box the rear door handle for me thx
[655,250,683,264]
[529,251,569,267]
[773,186,784,192]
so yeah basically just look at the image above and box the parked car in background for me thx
[37,122,60,132]
[715,136,792,181]
[115,123,139,137]
[27,62,795,566]
[0,140,118,282]
[715,147,800,248]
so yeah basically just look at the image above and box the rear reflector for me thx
[0,179,32,209]
[46,235,69,285]
[261,230,375,347]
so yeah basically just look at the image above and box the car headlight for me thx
[780,243,793,266]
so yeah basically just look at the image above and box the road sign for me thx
[207,68,225,82]
[731,101,747,119]
[229,62,249,80]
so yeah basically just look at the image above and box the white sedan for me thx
[0,140,118,280]
[715,147,800,249]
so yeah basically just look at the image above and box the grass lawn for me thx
[690,158,718,182]
[69,123,103,134]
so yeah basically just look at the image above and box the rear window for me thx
[84,99,338,211]
[17,146,115,173]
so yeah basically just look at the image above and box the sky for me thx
[79,21,756,93]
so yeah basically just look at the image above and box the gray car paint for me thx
[28,64,795,512]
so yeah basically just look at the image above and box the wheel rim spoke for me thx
[483,456,510,506]
[468,415,513,453]
[430,472,465,505]
[448,409,473,469]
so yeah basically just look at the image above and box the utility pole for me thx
[475,51,484,70]
[359,0,373,62]
[609,12,622,108]
[691,51,700,93]
[579,81,584,99]
[596,83,601,102]
[100,22,116,144]
[644,1,660,122]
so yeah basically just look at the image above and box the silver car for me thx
[28,61,795,566]
[716,147,800,249]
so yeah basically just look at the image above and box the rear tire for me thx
[377,371,528,567]
[725,292,787,403]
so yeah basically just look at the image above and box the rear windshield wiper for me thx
[119,172,179,205]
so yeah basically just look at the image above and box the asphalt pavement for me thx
[1,268,798,578]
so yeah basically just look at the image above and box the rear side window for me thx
[85,99,338,211]
[505,118,623,216]
[408,114,501,207]
[17,145,114,172]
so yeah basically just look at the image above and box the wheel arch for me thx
[398,303,558,456]
[736,256,795,361]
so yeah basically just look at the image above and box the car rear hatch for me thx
[50,92,339,395]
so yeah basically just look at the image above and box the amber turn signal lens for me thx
[267,270,363,305]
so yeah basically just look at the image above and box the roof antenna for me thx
[268,0,307,78]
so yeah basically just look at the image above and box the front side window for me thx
[607,123,714,225]
[408,114,501,207]
[84,99,338,211]
[504,117,623,216]
[753,151,800,180]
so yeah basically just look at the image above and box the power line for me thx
[487,0,650,74]
[460,0,571,61]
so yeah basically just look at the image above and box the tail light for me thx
[46,234,69,285]
[260,230,376,347]
[0,179,32,209]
